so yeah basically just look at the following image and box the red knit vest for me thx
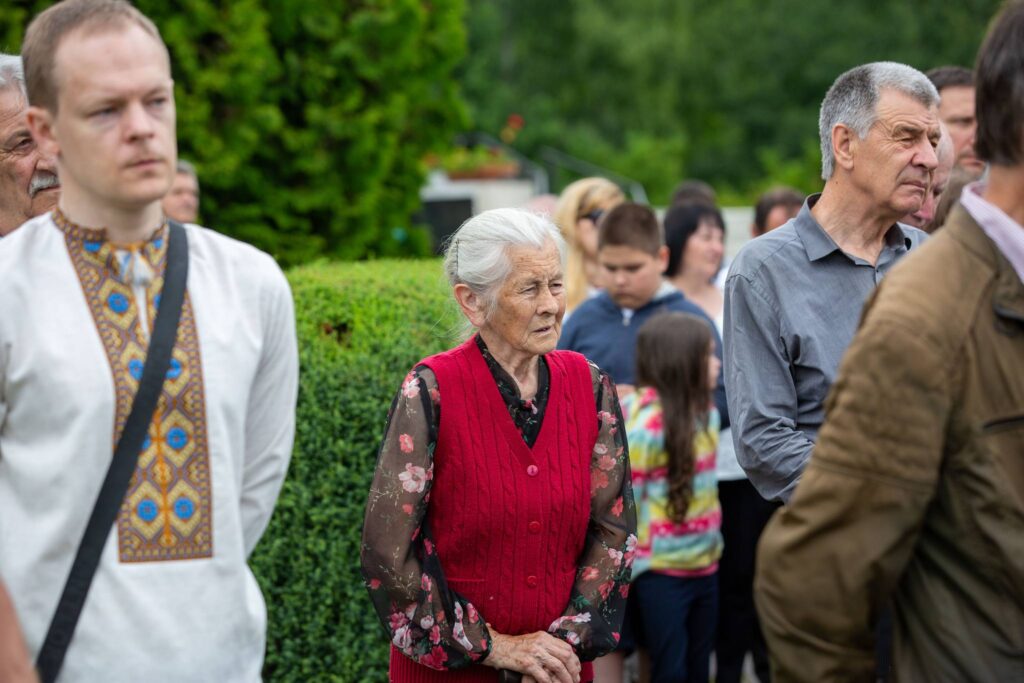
[389,338,598,683]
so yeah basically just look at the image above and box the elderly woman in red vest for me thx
[362,208,637,683]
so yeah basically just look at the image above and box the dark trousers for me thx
[633,571,718,683]
[716,479,778,683]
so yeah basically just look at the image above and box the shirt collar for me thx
[54,208,169,284]
[795,193,916,263]
[959,181,1024,284]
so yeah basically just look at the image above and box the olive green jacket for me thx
[755,206,1024,682]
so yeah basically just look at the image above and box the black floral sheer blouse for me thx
[361,336,637,671]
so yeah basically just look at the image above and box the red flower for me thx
[611,496,624,517]
[619,584,630,598]
[591,469,609,491]
[424,539,434,555]
[507,113,525,130]
[368,578,381,590]
[581,566,600,581]
[402,503,414,515]
[612,632,621,643]
[645,412,663,432]
[419,645,449,670]
[399,434,415,453]
[598,581,615,600]
[402,373,420,399]
[389,611,409,631]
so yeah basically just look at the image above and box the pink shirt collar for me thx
[960,182,1024,283]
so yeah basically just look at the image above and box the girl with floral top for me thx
[620,312,723,683]
[361,208,637,683]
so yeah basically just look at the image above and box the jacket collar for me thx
[945,205,1024,327]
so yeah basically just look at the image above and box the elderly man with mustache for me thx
[0,54,58,237]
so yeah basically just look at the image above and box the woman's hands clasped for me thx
[486,628,581,683]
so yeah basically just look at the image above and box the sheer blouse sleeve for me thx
[361,367,491,671]
[547,363,638,661]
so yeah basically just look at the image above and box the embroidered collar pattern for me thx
[57,209,214,562]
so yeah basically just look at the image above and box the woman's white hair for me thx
[819,61,939,180]
[443,207,566,318]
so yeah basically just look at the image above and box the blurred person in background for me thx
[553,177,625,311]
[161,158,199,224]
[670,179,717,208]
[523,192,559,218]
[901,125,954,232]
[665,202,773,683]
[559,202,725,405]
[0,53,58,237]
[927,65,985,174]
[932,164,984,231]
[757,5,1024,678]
[665,204,726,325]
[751,187,804,238]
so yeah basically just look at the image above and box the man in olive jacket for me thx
[755,3,1024,680]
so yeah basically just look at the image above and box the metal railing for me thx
[539,146,648,204]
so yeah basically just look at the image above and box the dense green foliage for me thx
[0,1,467,265]
[249,259,458,681]
[460,0,1004,203]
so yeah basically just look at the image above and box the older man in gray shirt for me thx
[725,62,938,503]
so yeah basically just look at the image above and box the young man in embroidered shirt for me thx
[0,1,298,681]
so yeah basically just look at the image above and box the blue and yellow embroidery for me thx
[58,210,213,562]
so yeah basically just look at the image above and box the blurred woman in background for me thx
[552,178,625,311]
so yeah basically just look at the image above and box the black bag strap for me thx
[35,220,190,683]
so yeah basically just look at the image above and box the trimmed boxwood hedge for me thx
[250,258,459,681]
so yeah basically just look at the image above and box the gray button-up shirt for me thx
[723,195,927,502]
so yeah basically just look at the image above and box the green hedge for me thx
[250,258,459,681]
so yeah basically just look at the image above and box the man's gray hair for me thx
[819,61,939,180]
[443,208,566,320]
[176,158,198,179]
[0,53,26,98]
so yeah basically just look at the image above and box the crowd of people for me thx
[0,0,1022,683]
[361,5,1023,683]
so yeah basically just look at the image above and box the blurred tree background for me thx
[0,0,1006,259]
[0,0,467,265]
[460,0,1003,204]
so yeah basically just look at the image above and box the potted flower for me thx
[434,145,521,180]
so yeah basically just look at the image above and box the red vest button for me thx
[526,575,538,588]
[528,521,541,534]
[526,464,539,477]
